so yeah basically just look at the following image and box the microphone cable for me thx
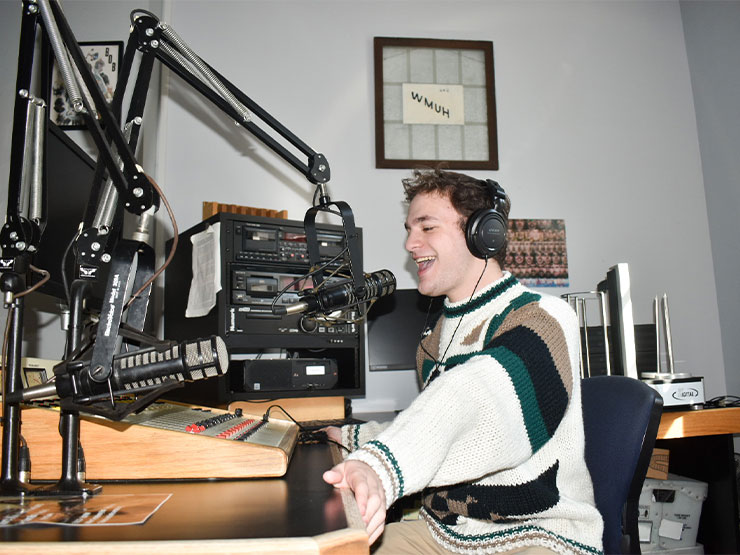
[269,245,371,325]
[1,265,51,401]
[263,404,350,453]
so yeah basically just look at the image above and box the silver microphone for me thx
[273,270,396,316]
[9,336,229,403]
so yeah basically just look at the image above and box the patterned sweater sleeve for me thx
[340,420,392,452]
[346,352,545,507]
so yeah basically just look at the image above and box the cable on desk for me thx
[263,404,350,453]
[704,395,740,408]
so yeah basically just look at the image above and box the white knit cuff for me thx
[347,440,405,508]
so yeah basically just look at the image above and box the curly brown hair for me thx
[402,167,510,267]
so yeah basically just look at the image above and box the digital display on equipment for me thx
[242,228,277,252]
[283,232,307,243]
[278,275,313,292]
[245,230,274,242]
[366,289,444,371]
[246,276,278,293]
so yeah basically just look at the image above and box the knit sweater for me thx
[343,273,604,554]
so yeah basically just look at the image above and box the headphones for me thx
[465,179,508,259]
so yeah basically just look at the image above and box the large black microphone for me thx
[273,270,396,316]
[8,336,229,403]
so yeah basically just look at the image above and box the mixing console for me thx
[18,401,299,480]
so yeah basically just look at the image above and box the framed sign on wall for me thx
[374,37,498,170]
[50,41,123,129]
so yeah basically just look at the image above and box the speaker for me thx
[465,179,508,259]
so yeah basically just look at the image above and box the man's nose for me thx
[405,230,419,253]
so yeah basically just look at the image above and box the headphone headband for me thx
[484,179,506,205]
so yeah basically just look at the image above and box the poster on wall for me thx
[506,219,569,287]
[50,41,123,129]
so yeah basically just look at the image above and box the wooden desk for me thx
[655,407,740,554]
[658,405,740,439]
[0,443,369,554]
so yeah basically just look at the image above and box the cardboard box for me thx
[647,448,670,480]
[639,474,708,550]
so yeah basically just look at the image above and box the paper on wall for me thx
[185,223,221,318]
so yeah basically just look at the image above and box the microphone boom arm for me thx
[125,12,330,186]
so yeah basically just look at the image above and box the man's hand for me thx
[323,460,386,544]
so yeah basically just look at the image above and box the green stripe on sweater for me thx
[489,345,549,451]
[367,440,405,497]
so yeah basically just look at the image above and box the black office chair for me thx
[581,375,663,554]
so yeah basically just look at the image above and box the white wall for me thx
[154,0,723,409]
[0,1,726,412]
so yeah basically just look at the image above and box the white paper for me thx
[638,520,653,543]
[402,83,465,125]
[658,518,684,541]
[185,223,221,318]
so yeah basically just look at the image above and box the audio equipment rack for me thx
[164,212,366,405]
[16,401,299,480]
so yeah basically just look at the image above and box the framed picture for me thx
[374,37,498,170]
[50,41,123,129]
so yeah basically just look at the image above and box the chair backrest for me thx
[581,375,663,554]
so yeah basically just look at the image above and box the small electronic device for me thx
[640,376,705,409]
[641,294,705,409]
[20,357,58,390]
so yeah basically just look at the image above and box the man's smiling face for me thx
[404,192,482,303]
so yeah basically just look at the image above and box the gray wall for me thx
[0,0,732,413]
[680,0,740,406]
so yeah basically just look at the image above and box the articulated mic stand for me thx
[0,238,159,498]
[0,270,35,496]
[35,280,101,497]
[0,269,101,497]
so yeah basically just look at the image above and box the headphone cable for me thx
[419,258,489,376]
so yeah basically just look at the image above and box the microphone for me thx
[8,336,229,403]
[273,269,396,316]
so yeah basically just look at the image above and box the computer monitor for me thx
[597,263,639,379]
[367,288,444,371]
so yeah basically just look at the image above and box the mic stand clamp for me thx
[304,190,365,296]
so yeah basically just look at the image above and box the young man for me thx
[323,169,603,554]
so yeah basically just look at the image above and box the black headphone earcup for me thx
[466,209,507,259]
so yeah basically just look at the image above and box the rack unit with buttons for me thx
[163,213,365,406]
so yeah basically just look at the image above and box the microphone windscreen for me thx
[183,336,229,379]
